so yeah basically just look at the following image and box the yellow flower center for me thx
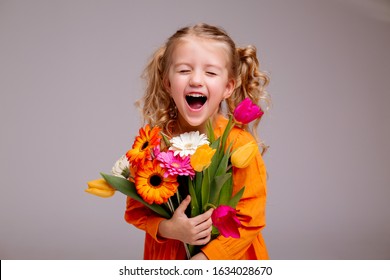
[184,143,193,149]
[171,162,180,168]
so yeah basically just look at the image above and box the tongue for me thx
[189,100,204,109]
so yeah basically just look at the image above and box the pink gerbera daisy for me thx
[157,150,195,178]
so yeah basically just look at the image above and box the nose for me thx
[189,70,203,87]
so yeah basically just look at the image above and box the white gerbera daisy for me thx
[111,155,130,178]
[169,131,209,157]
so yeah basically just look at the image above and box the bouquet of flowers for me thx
[86,98,264,258]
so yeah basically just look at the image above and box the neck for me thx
[173,114,221,136]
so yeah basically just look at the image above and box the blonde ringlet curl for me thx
[226,45,271,153]
[137,23,271,151]
[137,45,176,134]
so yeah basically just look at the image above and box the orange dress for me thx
[124,115,269,260]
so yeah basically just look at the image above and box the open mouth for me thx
[185,94,207,110]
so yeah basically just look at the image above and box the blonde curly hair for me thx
[137,23,270,148]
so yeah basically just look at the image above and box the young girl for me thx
[125,23,270,260]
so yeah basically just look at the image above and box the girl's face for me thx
[165,36,235,133]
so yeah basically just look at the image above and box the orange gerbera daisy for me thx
[126,125,161,166]
[135,159,179,205]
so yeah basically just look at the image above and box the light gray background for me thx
[1,0,389,259]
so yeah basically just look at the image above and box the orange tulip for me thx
[85,178,116,198]
[190,144,216,172]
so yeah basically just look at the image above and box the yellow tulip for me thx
[231,141,258,168]
[85,178,116,198]
[190,144,216,172]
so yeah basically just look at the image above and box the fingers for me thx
[187,208,214,245]
[175,195,191,214]
[191,207,213,226]
[190,208,213,236]
[194,214,213,232]
[189,226,212,245]
[171,198,214,245]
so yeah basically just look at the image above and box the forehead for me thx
[170,36,231,65]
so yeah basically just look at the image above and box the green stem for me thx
[183,243,191,259]
[204,203,217,211]
[166,198,175,214]
[176,191,181,205]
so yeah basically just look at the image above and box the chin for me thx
[178,116,206,131]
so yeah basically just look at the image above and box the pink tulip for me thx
[211,205,241,238]
[233,98,264,124]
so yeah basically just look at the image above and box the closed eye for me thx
[206,71,217,76]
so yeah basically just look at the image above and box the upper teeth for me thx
[187,94,205,98]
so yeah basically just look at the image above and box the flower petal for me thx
[233,98,264,124]
[169,131,209,157]
[190,144,216,172]
[85,179,116,198]
[211,205,241,238]
[134,159,179,204]
[126,125,162,166]
[231,141,258,168]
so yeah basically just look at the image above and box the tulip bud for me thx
[233,98,264,124]
[231,141,258,168]
[85,178,115,198]
[211,205,241,238]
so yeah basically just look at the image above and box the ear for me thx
[223,78,235,99]
[163,77,171,94]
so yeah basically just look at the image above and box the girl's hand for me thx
[158,195,213,245]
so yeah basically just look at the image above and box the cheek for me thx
[169,76,187,91]
[210,79,229,93]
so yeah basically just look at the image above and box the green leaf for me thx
[217,175,233,206]
[194,171,203,199]
[206,140,221,180]
[228,186,246,208]
[100,173,171,219]
[160,132,171,147]
[201,168,210,212]
[214,142,233,177]
[220,115,234,150]
[209,173,232,206]
[207,139,227,183]
[188,178,200,217]
[206,119,215,143]
[210,137,220,150]
[211,225,220,236]
[208,136,232,183]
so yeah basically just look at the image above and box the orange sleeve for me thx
[124,197,168,243]
[201,128,267,259]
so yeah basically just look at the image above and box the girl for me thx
[125,23,270,260]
